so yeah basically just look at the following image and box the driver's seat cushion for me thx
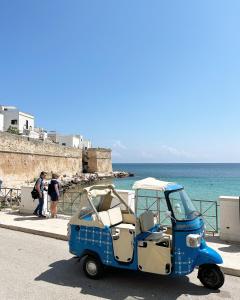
[139,211,155,232]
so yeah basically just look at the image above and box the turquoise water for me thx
[113,163,240,201]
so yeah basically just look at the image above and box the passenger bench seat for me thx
[107,206,123,227]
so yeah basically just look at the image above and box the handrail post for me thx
[10,189,12,208]
[215,202,218,235]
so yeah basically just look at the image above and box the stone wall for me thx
[0,132,82,187]
[87,148,112,173]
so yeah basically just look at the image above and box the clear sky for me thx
[0,0,240,163]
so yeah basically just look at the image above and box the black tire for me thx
[198,264,225,290]
[83,255,103,279]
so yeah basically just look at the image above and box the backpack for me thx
[31,188,39,200]
[31,178,42,200]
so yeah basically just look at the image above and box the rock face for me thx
[0,133,128,190]
[55,171,135,193]
[0,132,82,188]
[113,171,134,178]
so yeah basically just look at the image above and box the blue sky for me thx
[0,0,240,163]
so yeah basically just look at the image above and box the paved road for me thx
[0,228,239,300]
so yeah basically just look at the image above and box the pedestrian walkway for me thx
[205,235,240,277]
[0,210,240,277]
[0,210,69,240]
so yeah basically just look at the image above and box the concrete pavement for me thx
[1,210,240,277]
[0,210,69,240]
[1,227,240,300]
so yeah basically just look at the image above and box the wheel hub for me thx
[86,261,97,276]
[205,270,218,285]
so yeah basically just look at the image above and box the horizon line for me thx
[112,162,240,164]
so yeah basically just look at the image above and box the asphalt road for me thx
[0,228,239,300]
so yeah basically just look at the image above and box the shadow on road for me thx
[218,245,240,253]
[206,236,240,253]
[14,216,43,221]
[35,258,219,300]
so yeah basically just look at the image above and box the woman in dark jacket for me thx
[49,173,60,218]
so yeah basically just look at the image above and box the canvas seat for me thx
[108,206,123,227]
[99,206,134,263]
[139,211,155,232]
[139,211,166,241]
[98,207,136,230]
[97,206,123,227]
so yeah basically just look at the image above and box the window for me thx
[168,190,200,221]
[92,196,103,211]
[26,120,29,129]
[136,190,171,226]
[11,119,17,125]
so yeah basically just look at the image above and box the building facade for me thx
[0,105,34,133]
[0,113,4,131]
[48,131,92,149]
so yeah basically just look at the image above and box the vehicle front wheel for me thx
[83,255,103,279]
[198,264,225,290]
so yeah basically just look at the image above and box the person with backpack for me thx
[33,171,47,218]
[48,173,60,218]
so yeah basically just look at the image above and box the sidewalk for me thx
[205,235,240,277]
[0,210,69,240]
[0,210,240,277]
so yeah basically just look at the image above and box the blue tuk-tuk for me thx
[68,177,224,290]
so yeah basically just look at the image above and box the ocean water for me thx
[113,163,240,201]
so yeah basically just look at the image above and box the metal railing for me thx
[56,190,83,216]
[0,188,21,209]
[0,187,219,233]
[136,195,219,234]
[192,199,219,233]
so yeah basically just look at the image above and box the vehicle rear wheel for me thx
[198,264,225,290]
[83,255,103,279]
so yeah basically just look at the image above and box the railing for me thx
[192,199,219,234]
[136,195,219,234]
[56,191,83,216]
[0,188,21,209]
[0,187,219,233]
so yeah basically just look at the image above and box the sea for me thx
[113,163,240,202]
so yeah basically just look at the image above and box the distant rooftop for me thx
[0,105,34,117]
[0,105,17,110]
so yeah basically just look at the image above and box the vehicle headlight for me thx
[186,234,201,248]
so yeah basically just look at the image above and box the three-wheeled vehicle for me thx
[68,177,224,289]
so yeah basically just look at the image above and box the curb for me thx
[1,223,240,278]
[0,224,68,241]
[221,266,240,277]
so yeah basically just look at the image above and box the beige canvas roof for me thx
[132,177,173,191]
[83,184,115,198]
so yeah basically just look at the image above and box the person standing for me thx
[48,173,60,218]
[33,171,47,218]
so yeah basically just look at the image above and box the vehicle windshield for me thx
[168,189,200,221]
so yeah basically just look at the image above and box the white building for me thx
[34,128,48,140]
[82,139,92,150]
[58,134,82,148]
[0,105,34,134]
[0,113,4,131]
[48,131,92,149]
